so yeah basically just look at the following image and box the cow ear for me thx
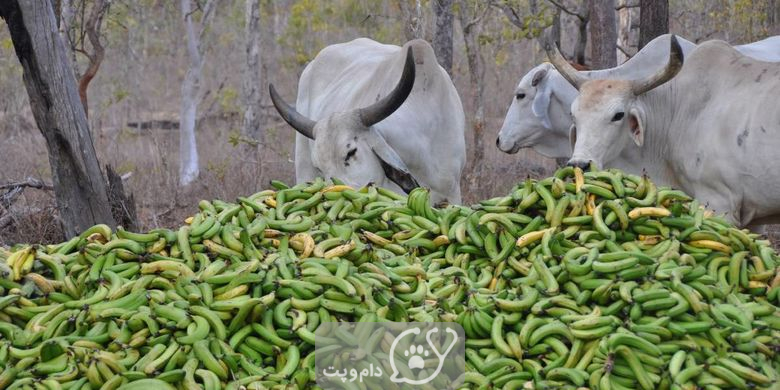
[531,74,553,130]
[531,68,547,87]
[628,107,645,147]
[367,129,420,193]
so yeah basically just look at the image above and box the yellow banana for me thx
[321,185,354,193]
[516,228,554,249]
[688,240,732,253]
[323,241,356,259]
[628,207,671,219]
[574,167,584,193]
[362,231,391,247]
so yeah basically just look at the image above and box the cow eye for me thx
[611,112,625,122]
[516,93,526,100]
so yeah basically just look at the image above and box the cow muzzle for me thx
[567,159,591,170]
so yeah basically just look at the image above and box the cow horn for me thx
[539,31,588,90]
[269,83,316,140]
[631,35,684,95]
[358,47,416,127]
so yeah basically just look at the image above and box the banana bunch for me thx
[0,170,778,390]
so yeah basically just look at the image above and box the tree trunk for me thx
[432,0,453,74]
[106,165,137,231]
[399,0,424,41]
[638,0,668,50]
[77,0,109,118]
[617,0,631,63]
[0,0,115,237]
[588,0,617,69]
[179,0,216,186]
[456,0,487,188]
[57,0,78,72]
[242,0,263,141]
[550,8,561,50]
[573,3,589,66]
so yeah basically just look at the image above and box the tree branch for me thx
[546,0,585,20]
[463,1,490,31]
[616,43,632,58]
[78,0,109,117]
[0,178,54,191]
[0,178,53,209]
[197,0,217,43]
[491,2,523,28]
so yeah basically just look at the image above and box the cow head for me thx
[269,48,420,193]
[498,63,571,158]
[541,34,684,169]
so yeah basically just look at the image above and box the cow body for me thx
[498,34,780,161]
[293,38,466,204]
[566,40,780,227]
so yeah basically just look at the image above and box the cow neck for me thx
[613,80,685,190]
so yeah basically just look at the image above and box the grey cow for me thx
[270,38,466,204]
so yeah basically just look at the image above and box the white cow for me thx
[270,38,466,204]
[497,34,780,160]
[544,35,780,228]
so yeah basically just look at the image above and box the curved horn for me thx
[631,35,684,95]
[358,47,416,127]
[269,83,316,140]
[539,32,588,90]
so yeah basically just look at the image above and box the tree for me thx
[616,0,633,63]
[638,0,667,50]
[56,0,111,118]
[179,0,216,186]
[455,0,490,186]
[399,0,425,41]
[548,0,589,67]
[432,0,454,74]
[0,0,115,237]
[242,0,263,141]
[588,0,617,69]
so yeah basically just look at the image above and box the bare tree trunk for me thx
[547,0,588,65]
[0,0,115,237]
[574,3,589,66]
[242,0,263,141]
[456,0,486,123]
[456,0,488,188]
[57,0,78,71]
[106,165,137,231]
[179,0,216,186]
[617,0,631,63]
[588,0,617,69]
[551,8,561,50]
[399,0,424,41]
[638,0,668,50]
[432,0,453,74]
[77,0,109,118]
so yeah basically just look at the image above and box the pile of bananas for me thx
[1,167,779,390]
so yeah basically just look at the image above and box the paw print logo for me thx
[404,344,429,369]
[389,326,459,385]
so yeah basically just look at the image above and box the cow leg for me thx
[294,134,319,184]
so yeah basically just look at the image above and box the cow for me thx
[543,34,780,228]
[497,34,780,161]
[269,38,466,204]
